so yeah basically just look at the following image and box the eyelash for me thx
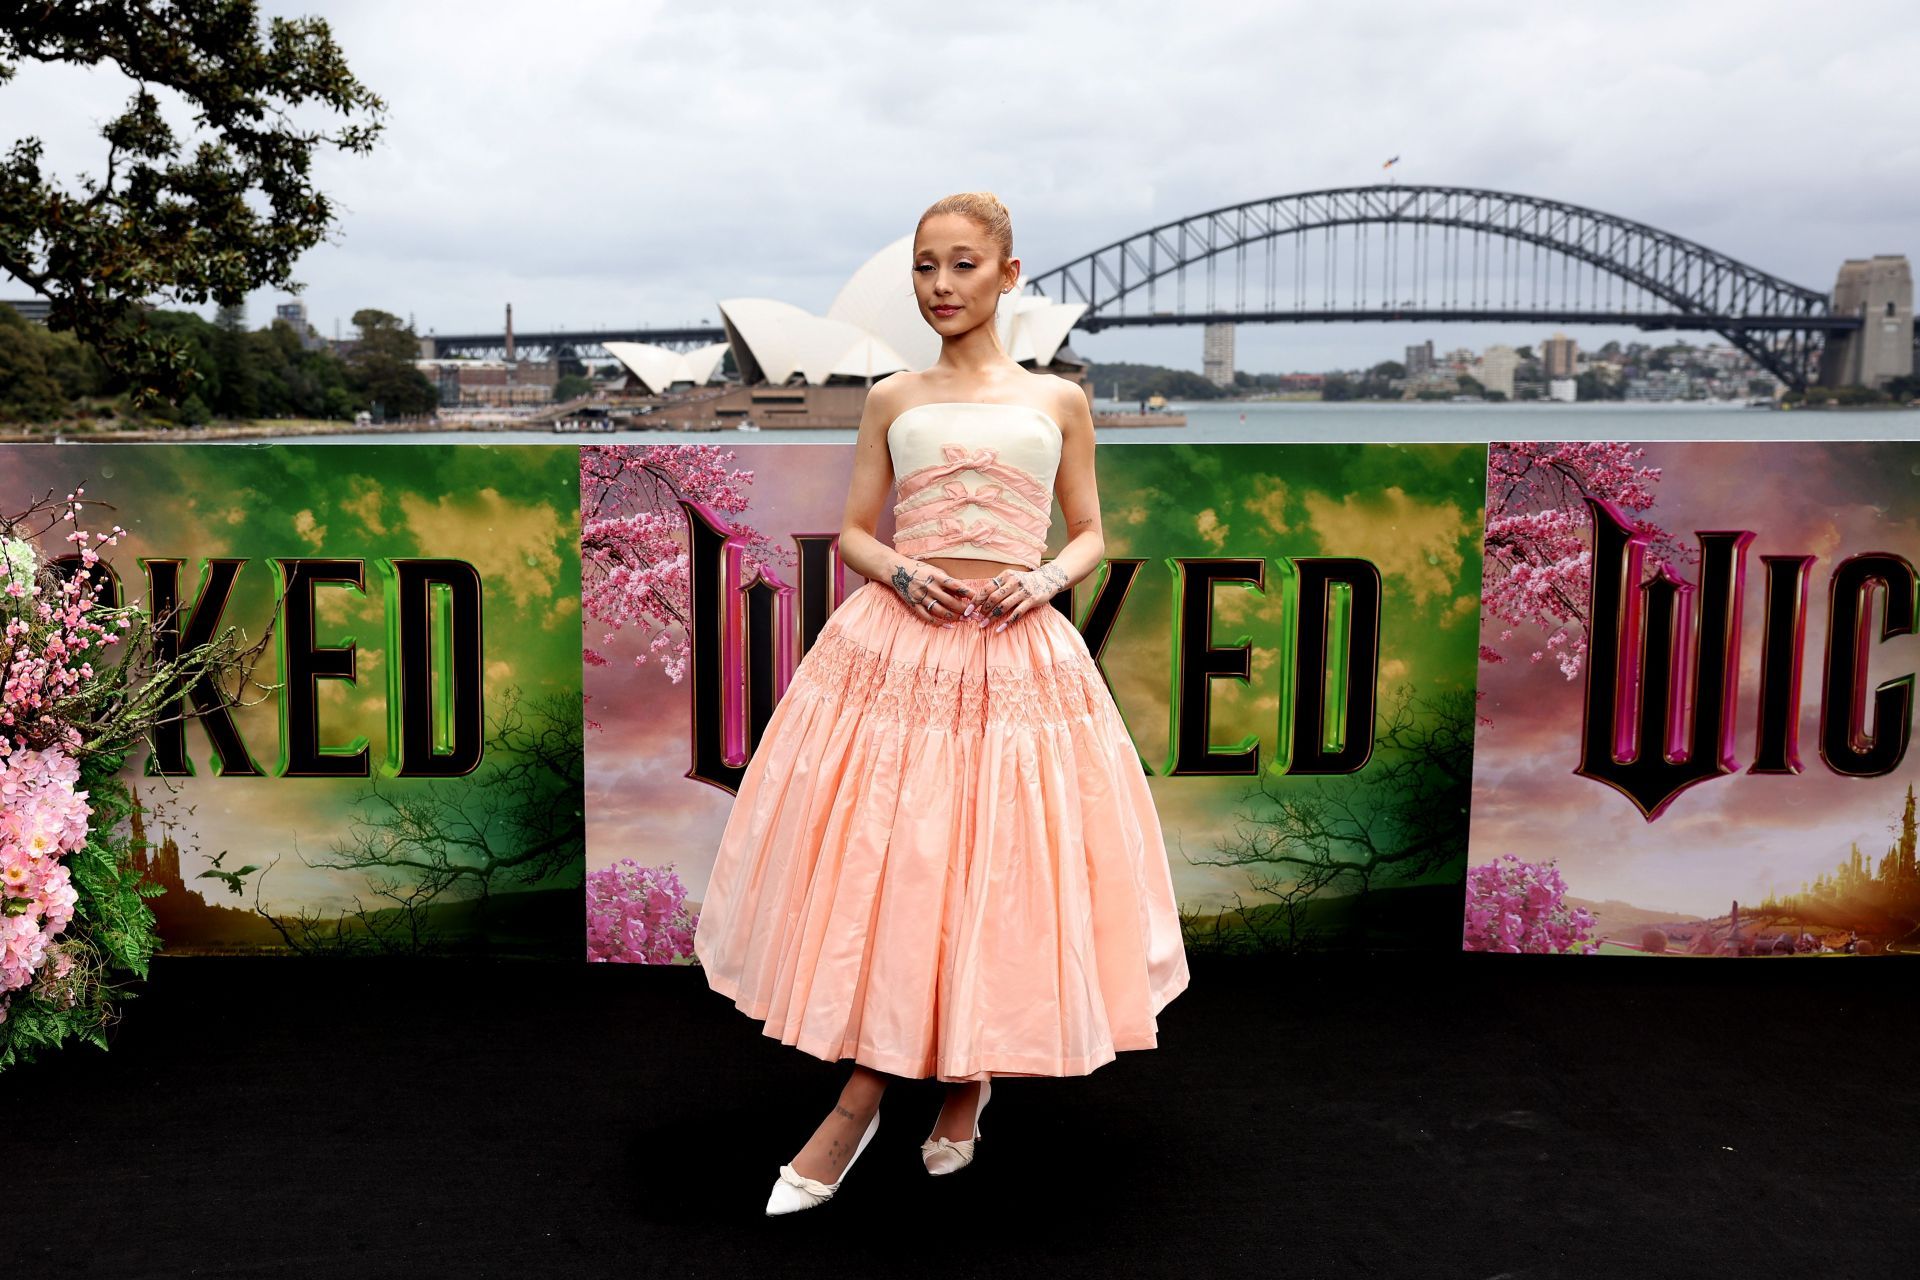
[915,262,973,271]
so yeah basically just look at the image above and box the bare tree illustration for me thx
[249,685,584,955]
[1185,686,1475,953]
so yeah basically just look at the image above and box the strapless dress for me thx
[691,400,1190,1082]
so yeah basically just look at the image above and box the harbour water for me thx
[58,398,1920,446]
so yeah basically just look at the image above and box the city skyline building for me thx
[1474,344,1519,398]
[1543,332,1578,379]
[274,299,326,351]
[1203,323,1236,387]
[414,355,558,407]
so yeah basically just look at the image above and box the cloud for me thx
[1303,485,1474,608]
[396,485,568,611]
[9,1,1912,373]
[1195,508,1229,549]
[1441,593,1479,628]
[293,509,328,548]
[1243,475,1290,535]
[340,478,388,536]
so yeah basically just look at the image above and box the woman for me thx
[690,191,1190,1215]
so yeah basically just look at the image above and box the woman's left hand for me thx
[972,563,1070,632]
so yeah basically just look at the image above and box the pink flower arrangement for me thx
[1462,854,1598,954]
[4,487,252,1069]
[585,857,699,964]
[1,490,126,1023]
[3,487,127,748]
[0,746,89,1007]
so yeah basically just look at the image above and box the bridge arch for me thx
[1024,185,1846,389]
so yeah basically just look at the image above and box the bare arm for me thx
[973,384,1105,630]
[838,379,978,624]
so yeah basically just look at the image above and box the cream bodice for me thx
[887,401,1062,570]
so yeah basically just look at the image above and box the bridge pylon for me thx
[1818,255,1914,389]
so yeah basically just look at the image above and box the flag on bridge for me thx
[1383,155,1400,170]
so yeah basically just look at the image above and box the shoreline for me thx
[4,400,1913,446]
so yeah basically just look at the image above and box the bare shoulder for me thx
[1035,372,1094,436]
[864,370,923,418]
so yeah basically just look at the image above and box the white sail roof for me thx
[720,240,1084,386]
[718,297,909,385]
[603,341,731,394]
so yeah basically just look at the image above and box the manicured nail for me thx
[963,603,973,617]
[995,621,1007,633]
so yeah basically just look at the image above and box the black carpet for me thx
[18,952,1918,1279]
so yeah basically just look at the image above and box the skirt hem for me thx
[701,959,1191,1084]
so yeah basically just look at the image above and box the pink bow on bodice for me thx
[893,516,1045,566]
[894,443,1052,513]
[898,479,1049,539]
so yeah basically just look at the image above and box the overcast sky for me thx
[4,0,1917,374]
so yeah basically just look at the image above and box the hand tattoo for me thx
[976,563,1069,624]
[1012,563,1069,603]
[891,562,928,607]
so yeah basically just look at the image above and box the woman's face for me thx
[912,213,1020,336]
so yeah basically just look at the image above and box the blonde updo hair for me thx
[917,191,1014,264]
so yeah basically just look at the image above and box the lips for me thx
[932,305,960,316]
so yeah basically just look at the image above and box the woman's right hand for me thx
[886,558,976,626]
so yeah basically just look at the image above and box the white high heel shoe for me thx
[765,1108,881,1216]
[921,1078,992,1176]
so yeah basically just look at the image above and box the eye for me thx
[955,261,974,269]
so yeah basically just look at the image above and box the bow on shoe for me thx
[920,1133,979,1175]
[777,1163,838,1199]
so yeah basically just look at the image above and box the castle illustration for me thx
[127,785,283,953]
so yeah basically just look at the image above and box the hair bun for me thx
[917,192,1014,260]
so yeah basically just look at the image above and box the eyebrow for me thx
[915,245,979,255]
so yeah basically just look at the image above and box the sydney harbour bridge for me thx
[428,184,1910,392]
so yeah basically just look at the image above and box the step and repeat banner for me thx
[1,444,586,958]
[6,438,1916,960]
[1471,441,1920,956]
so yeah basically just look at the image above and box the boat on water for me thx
[551,406,620,433]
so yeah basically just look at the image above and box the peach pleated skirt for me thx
[692,575,1191,1083]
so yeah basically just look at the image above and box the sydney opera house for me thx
[601,235,1094,428]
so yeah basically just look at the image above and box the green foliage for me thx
[1790,384,1893,407]
[0,2,385,405]
[1576,369,1625,402]
[0,750,161,1073]
[346,309,437,417]
[554,373,596,403]
[1082,360,1233,402]
[1323,369,1400,401]
[0,302,110,421]
[0,303,442,424]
